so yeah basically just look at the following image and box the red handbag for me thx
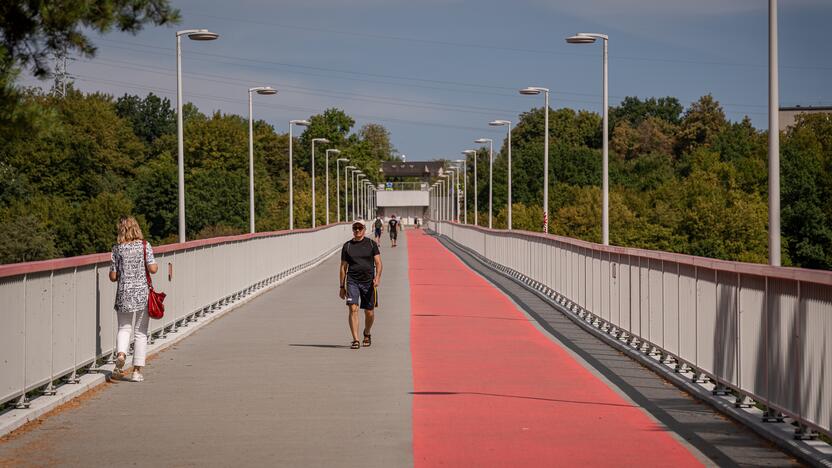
[143,240,166,319]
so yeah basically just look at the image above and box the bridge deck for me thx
[0,230,797,467]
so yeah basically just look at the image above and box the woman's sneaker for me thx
[130,371,144,382]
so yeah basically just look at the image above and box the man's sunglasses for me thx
[352,226,365,231]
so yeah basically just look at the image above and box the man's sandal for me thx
[363,333,372,347]
[351,340,361,349]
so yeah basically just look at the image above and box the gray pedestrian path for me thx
[435,234,802,468]
[0,232,412,468]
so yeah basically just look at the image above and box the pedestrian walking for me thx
[373,216,384,245]
[388,214,400,248]
[109,216,158,382]
[339,221,383,349]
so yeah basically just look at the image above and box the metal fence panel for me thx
[695,269,717,374]
[663,262,680,356]
[678,264,698,365]
[715,271,739,384]
[649,259,664,347]
[738,274,766,397]
[800,282,832,431]
[766,278,799,415]
[51,271,76,381]
[0,276,26,404]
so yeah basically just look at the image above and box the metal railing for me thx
[0,223,350,408]
[430,221,832,439]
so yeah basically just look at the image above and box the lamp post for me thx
[445,169,457,222]
[520,86,550,233]
[176,28,219,243]
[567,33,609,245]
[474,138,493,228]
[325,149,340,225]
[311,138,330,228]
[463,149,477,226]
[352,170,362,221]
[346,166,356,220]
[489,120,512,230]
[288,119,310,230]
[455,159,466,224]
[460,155,477,224]
[337,158,349,222]
[247,86,277,234]
[769,0,781,266]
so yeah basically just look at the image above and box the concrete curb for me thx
[432,231,832,468]
[0,247,340,439]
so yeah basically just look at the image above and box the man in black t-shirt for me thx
[339,221,383,349]
[388,215,400,248]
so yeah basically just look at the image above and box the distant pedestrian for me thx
[373,216,384,244]
[339,221,383,349]
[388,214,400,248]
[109,216,158,382]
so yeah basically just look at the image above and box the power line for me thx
[190,12,832,72]
[71,74,507,133]
[95,39,769,112]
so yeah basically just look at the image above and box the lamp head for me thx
[313,138,330,144]
[290,119,310,126]
[462,150,476,155]
[254,86,277,95]
[327,149,341,154]
[185,29,219,41]
[519,86,548,95]
[338,158,349,162]
[474,138,491,144]
[566,35,596,44]
[489,120,511,127]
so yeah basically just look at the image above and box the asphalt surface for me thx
[0,232,413,468]
[434,233,801,468]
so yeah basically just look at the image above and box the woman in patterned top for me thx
[109,216,158,382]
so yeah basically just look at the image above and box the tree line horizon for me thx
[1,86,830,271]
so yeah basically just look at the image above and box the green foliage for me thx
[1,81,831,272]
[115,92,175,144]
[0,0,180,78]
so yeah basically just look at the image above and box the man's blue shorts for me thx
[345,280,378,310]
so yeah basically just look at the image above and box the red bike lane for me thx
[408,229,703,467]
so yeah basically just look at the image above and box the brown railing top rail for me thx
[441,222,832,286]
[0,223,348,279]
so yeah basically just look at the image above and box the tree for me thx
[676,94,728,155]
[0,1,180,136]
[0,0,180,78]
[610,96,683,130]
[115,92,175,144]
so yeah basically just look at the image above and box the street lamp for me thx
[288,119,310,230]
[463,149,477,226]
[769,0,780,266]
[455,156,468,224]
[446,169,457,222]
[346,166,356,220]
[352,170,362,221]
[176,28,219,243]
[490,120,512,230]
[311,138,330,228]
[520,86,550,233]
[247,86,277,234]
[567,33,609,245]
[337,158,349,222]
[325,149,341,225]
[474,138,493,228]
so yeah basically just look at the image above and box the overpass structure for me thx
[1,220,831,466]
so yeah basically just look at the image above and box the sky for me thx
[20,0,832,161]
